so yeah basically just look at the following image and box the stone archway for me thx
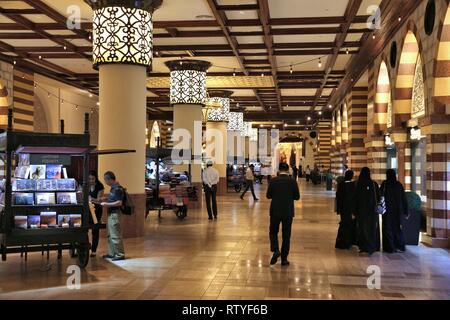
[366,61,392,183]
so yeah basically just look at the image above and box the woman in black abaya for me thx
[354,167,380,255]
[335,170,357,249]
[380,169,409,253]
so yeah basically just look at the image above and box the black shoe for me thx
[102,254,114,259]
[281,259,290,266]
[213,215,217,220]
[240,196,244,200]
[112,255,125,261]
[270,251,281,265]
[208,217,213,220]
[254,198,259,201]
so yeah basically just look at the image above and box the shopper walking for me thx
[380,169,409,253]
[354,167,380,255]
[305,165,311,182]
[100,171,126,261]
[240,164,259,201]
[267,163,300,266]
[202,161,219,220]
[292,165,298,181]
[88,171,104,257]
[335,170,356,249]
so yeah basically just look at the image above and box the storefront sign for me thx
[30,154,71,165]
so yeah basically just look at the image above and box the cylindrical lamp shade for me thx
[249,128,258,142]
[92,6,155,68]
[165,60,212,105]
[227,112,244,131]
[207,90,233,122]
[241,122,253,137]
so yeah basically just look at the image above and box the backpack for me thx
[120,187,134,215]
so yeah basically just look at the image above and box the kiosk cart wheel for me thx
[77,243,89,268]
[1,244,6,261]
[175,205,187,219]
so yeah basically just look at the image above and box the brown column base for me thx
[120,193,146,239]
[216,177,227,196]
[187,182,203,209]
[421,233,450,249]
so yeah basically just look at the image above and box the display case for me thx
[0,112,92,267]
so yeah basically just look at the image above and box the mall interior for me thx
[0,0,449,300]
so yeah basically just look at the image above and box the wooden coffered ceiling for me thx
[0,0,422,126]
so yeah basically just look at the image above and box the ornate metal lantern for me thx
[88,0,162,69]
[165,60,211,105]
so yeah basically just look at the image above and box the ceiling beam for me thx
[0,15,372,30]
[257,0,282,113]
[312,0,363,111]
[205,0,267,112]
[216,4,259,11]
[21,0,91,41]
[0,12,90,61]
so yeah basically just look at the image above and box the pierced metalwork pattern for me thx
[169,70,207,105]
[92,6,153,68]
[227,112,244,131]
[207,97,230,122]
[412,56,425,118]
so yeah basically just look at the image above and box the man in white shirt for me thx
[202,161,220,220]
[240,164,259,201]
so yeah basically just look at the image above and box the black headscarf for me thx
[359,167,371,181]
[344,170,354,181]
[386,169,397,184]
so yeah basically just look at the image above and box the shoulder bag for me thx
[375,182,386,215]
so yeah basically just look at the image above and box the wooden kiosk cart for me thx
[0,112,94,268]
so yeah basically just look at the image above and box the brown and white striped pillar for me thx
[346,87,368,176]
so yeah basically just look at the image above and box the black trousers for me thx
[269,215,293,259]
[204,184,218,218]
[90,208,103,253]
[241,180,257,199]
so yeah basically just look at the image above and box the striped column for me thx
[12,68,34,132]
[317,120,331,168]
[0,78,9,130]
[347,87,368,175]
[342,103,349,144]
[425,4,450,247]
[422,124,450,245]
[365,136,386,184]
[0,78,8,178]
[159,120,173,148]
[336,108,342,146]
[391,131,408,187]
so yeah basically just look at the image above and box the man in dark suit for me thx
[266,163,300,266]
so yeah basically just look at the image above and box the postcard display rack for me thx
[0,128,92,268]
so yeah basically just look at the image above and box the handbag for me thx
[375,182,386,215]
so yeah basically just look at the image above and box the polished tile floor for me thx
[1,179,449,300]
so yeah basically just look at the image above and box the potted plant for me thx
[403,191,423,245]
